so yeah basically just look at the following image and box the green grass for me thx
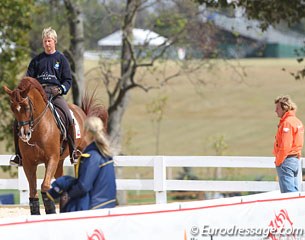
[119,59,305,157]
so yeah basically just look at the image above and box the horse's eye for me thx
[19,102,30,111]
[11,103,21,112]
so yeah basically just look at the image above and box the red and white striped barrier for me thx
[1,191,305,240]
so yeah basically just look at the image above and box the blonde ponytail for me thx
[84,116,112,157]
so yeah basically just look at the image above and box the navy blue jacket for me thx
[26,51,72,94]
[53,142,117,212]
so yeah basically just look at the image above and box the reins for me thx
[31,100,51,131]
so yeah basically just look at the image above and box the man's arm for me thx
[59,54,72,94]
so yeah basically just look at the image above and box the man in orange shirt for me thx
[273,95,304,193]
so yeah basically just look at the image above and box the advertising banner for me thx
[1,191,305,240]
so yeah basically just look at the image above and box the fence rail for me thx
[0,155,304,204]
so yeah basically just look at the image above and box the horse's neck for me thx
[29,90,50,119]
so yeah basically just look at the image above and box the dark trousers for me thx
[43,86,73,127]
[52,95,73,126]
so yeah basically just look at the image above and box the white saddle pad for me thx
[70,110,81,139]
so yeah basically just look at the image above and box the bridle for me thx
[17,97,34,129]
[15,96,51,145]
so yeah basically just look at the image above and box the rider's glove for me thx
[50,86,62,97]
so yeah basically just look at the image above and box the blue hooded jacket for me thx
[52,141,117,212]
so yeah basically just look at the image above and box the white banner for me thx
[1,191,305,240]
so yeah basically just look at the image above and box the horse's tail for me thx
[81,89,109,132]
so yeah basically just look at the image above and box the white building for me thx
[96,28,168,59]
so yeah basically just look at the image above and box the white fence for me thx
[0,155,304,204]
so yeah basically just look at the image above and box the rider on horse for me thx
[10,27,81,166]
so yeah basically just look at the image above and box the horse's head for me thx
[3,77,47,142]
[3,83,34,142]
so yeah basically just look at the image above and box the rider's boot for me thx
[67,124,81,164]
[10,121,22,166]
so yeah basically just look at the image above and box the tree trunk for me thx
[64,0,84,106]
[107,0,139,153]
[108,93,130,155]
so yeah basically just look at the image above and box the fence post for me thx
[153,156,167,204]
[18,167,29,205]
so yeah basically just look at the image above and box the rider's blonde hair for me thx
[84,116,111,157]
[42,27,57,43]
[274,95,297,112]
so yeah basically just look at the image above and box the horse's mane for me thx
[17,77,48,103]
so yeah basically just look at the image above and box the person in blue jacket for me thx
[47,116,117,212]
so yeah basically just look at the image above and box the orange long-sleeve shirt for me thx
[273,110,304,166]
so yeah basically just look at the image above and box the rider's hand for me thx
[50,86,62,97]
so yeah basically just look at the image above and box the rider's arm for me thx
[59,54,72,95]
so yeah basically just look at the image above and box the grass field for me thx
[1,58,304,182]
[83,58,305,157]
[84,58,305,181]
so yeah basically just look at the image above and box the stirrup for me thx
[70,149,82,165]
[10,155,21,166]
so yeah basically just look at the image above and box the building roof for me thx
[97,28,168,47]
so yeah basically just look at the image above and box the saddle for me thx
[48,101,68,155]
[49,101,67,138]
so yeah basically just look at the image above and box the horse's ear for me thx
[3,86,13,96]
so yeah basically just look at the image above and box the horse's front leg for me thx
[41,156,59,214]
[41,156,59,191]
[22,162,40,215]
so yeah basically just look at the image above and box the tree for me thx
[0,0,34,151]
[0,0,34,175]
[195,0,305,78]
[93,0,219,153]
[63,0,85,106]
[196,0,305,29]
[80,0,122,50]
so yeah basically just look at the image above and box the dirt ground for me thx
[0,206,30,218]
[0,206,49,218]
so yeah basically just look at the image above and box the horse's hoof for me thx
[41,192,56,214]
[29,198,41,215]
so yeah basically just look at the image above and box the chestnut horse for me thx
[3,77,108,215]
